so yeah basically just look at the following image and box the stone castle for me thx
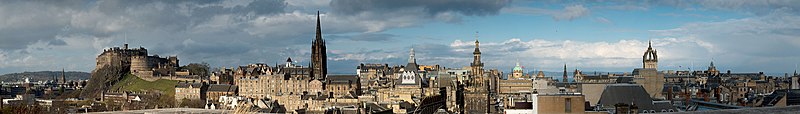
[96,44,179,79]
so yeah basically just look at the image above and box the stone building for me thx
[206,84,237,102]
[175,82,207,102]
[633,68,664,99]
[326,75,360,98]
[233,61,324,100]
[210,67,234,84]
[357,63,392,94]
[534,93,586,114]
[231,64,269,99]
[503,92,587,114]
[390,48,426,103]
[634,41,665,99]
[463,36,499,113]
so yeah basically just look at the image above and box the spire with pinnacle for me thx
[643,40,658,69]
[311,10,327,80]
[409,48,416,64]
[470,31,484,77]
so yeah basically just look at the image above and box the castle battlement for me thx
[95,43,180,80]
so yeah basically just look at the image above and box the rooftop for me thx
[89,108,229,114]
[665,105,800,114]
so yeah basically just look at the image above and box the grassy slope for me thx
[110,74,178,97]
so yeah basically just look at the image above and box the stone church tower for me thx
[643,41,658,69]
[471,36,484,76]
[471,35,485,87]
[311,11,327,80]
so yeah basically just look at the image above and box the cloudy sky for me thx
[1,0,799,75]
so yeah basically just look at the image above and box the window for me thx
[565,98,572,113]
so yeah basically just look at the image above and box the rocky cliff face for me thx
[80,65,129,99]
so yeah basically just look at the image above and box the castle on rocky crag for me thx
[96,44,180,80]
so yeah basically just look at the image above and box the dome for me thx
[512,62,523,71]
[513,66,523,71]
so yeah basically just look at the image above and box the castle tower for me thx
[311,11,328,80]
[643,41,658,69]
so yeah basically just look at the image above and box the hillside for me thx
[108,73,178,107]
[0,71,90,82]
[109,73,178,96]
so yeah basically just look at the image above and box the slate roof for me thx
[598,84,677,111]
[176,82,203,88]
[760,89,800,107]
[327,74,358,84]
[207,84,237,92]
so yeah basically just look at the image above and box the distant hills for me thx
[0,71,91,82]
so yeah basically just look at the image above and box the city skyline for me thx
[1,0,800,74]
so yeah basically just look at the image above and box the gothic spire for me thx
[315,11,322,41]
[563,64,568,83]
[311,10,327,80]
[61,68,65,84]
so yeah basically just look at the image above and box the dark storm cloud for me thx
[0,0,288,51]
[330,0,511,17]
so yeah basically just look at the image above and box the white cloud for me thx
[553,5,590,21]
[502,4,590,21]
[332,38,713,72]
[593,17,612,24]
[649,9,800,72]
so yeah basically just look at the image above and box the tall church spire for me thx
[563,64,568,83]
[316,11,322,41]
[311,11,327,80]
[61,68,66,84]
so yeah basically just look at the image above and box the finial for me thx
[409,47,416,63]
